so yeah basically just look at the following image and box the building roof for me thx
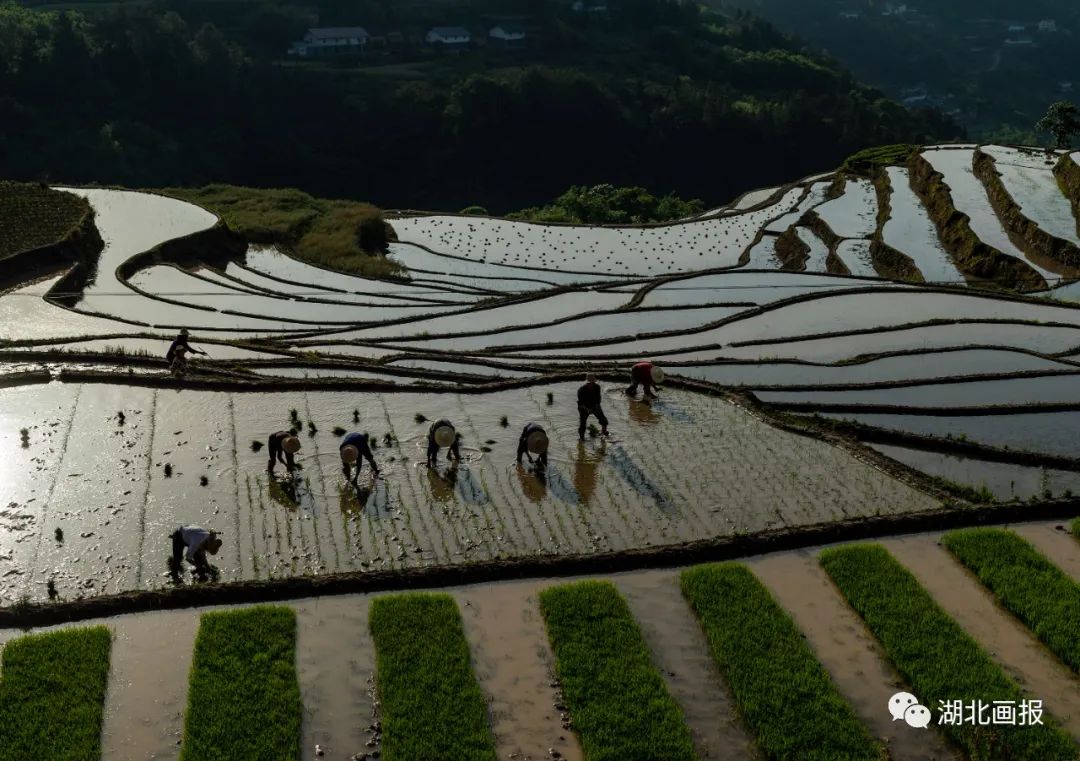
[491,23,527,35]
[307,27,369,40]
[429,26,471,37]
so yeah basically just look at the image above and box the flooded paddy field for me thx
[0,382,936,602]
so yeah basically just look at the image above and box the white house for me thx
[288,27,369,58]
[426,27,472,49]
[489,24,527,47]
[1038,19,1058,33]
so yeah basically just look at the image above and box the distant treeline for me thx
[0,0,960,212]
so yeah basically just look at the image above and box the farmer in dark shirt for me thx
[517,422,550,469]
[267,431,301,475]
[340,431,379,483]
[427,419,462,467]
[577,373,609,439]
[165,329,206,364]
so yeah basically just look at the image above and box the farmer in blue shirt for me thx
[340,431,379,483]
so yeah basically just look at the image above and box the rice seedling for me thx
[499,416,509,427]
[681,563,882,760]
[46,579,57,601]
[199,475,209,487]
[821,544,1077,760]
[180,606,301,761]
[332,426,347,437]
[369,593,496,761]
[18,428,29,448]
[251,440,264,452]
[481,446,492,453]
[353,409,360,423]
[0,626,112,760]
[546,392,554,405]
[54,527,63,543]
[307,421,317,437]
[116,411,125,426]
[163,463,173,478]
[383,432,394,447]
[539,581,696,761]
[414,413,428,423]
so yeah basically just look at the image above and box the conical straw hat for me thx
[341,445,359,464]
[527,429,549,454]
[283,436,301,454]
[433,423,456,448]
[650,366,665,384]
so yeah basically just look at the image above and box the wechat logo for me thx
[889,692,931,729]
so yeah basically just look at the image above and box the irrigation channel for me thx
[3,142,1080,606]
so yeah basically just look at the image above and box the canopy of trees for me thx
[0,0,959,212]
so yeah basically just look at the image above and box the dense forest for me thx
[1,0,960,212]
[720,0,1080,141]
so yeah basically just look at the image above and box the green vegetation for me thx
[181,606,302,761]
[368,593,496,761]
[1072,518,1080,540]
[509,184,704,225]
[1036,101,1080,150]
[0,182,91,260]
[843,144,919,175]
[680,563,881,761]
[1,1,955,213]
[162,185,401,278]
[944,528,1080,673]
[538,580,696,761]
[0,626,111,761]
[820,544,1077,760]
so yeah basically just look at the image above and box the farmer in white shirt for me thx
[170,525,222,572]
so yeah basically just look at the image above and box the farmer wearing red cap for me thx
[626,361,663,399]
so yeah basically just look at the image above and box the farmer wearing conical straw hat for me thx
[517,422,550,470]
[626,361,664,400]
[166,328,207,365]
[340,431,379,484]
[427,418,462,467]
[169,525,222,574]
[267,430,302,475]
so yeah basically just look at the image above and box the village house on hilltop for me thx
[288,27,370,57]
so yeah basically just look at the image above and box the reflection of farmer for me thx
[516,462,547,504]
[626,361,663,399]
[170,525,221,573]
[573,440,604,506]
[166,329,206,365]
[267,431,301,475]
[427,461,459,503]
[427,419,462,467]
[340,431,379,483]
[577,373,610,439]
[517,422,549,470]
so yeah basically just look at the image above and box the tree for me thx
[1036,101,1080,149]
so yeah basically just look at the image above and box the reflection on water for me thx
[339,478,393,519]
[627,398,660,426]
[456,464,490,505]
[268,476,300,511]
[573,441,605,506]
[515,465,547,504]
[426,463,458,504]
[545,467,580,506]
[607,445,674,512]
[650,399,694,424]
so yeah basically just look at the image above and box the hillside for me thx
[719,0,1080,140]
[1,0,958,212]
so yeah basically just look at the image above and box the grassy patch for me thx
[820,544,1077,760]
[0,182,91,259]
[369,593,496,761]
[538,580,696,761]
[944,528,1080,673]
[0,626,111,761]
[1072,518,1080,541]
[161,184,402,279]
[181,606,302,761]
[842,144,919,174]
[680,563,881,760]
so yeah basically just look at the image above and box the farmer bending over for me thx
[517,422,550,470]
[170,525,221,573]
[341,431,379,483]
[427,419,462,467]
[626,361,664,399]
[267,431,301,475]
[577,373,610,439]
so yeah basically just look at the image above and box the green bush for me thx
[0,182,92,259]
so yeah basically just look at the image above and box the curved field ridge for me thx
[539,580,696,761]
[0,626,112,761]
[820,544,1078,761]
[369,593,497,761]
[680,563,881,761]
